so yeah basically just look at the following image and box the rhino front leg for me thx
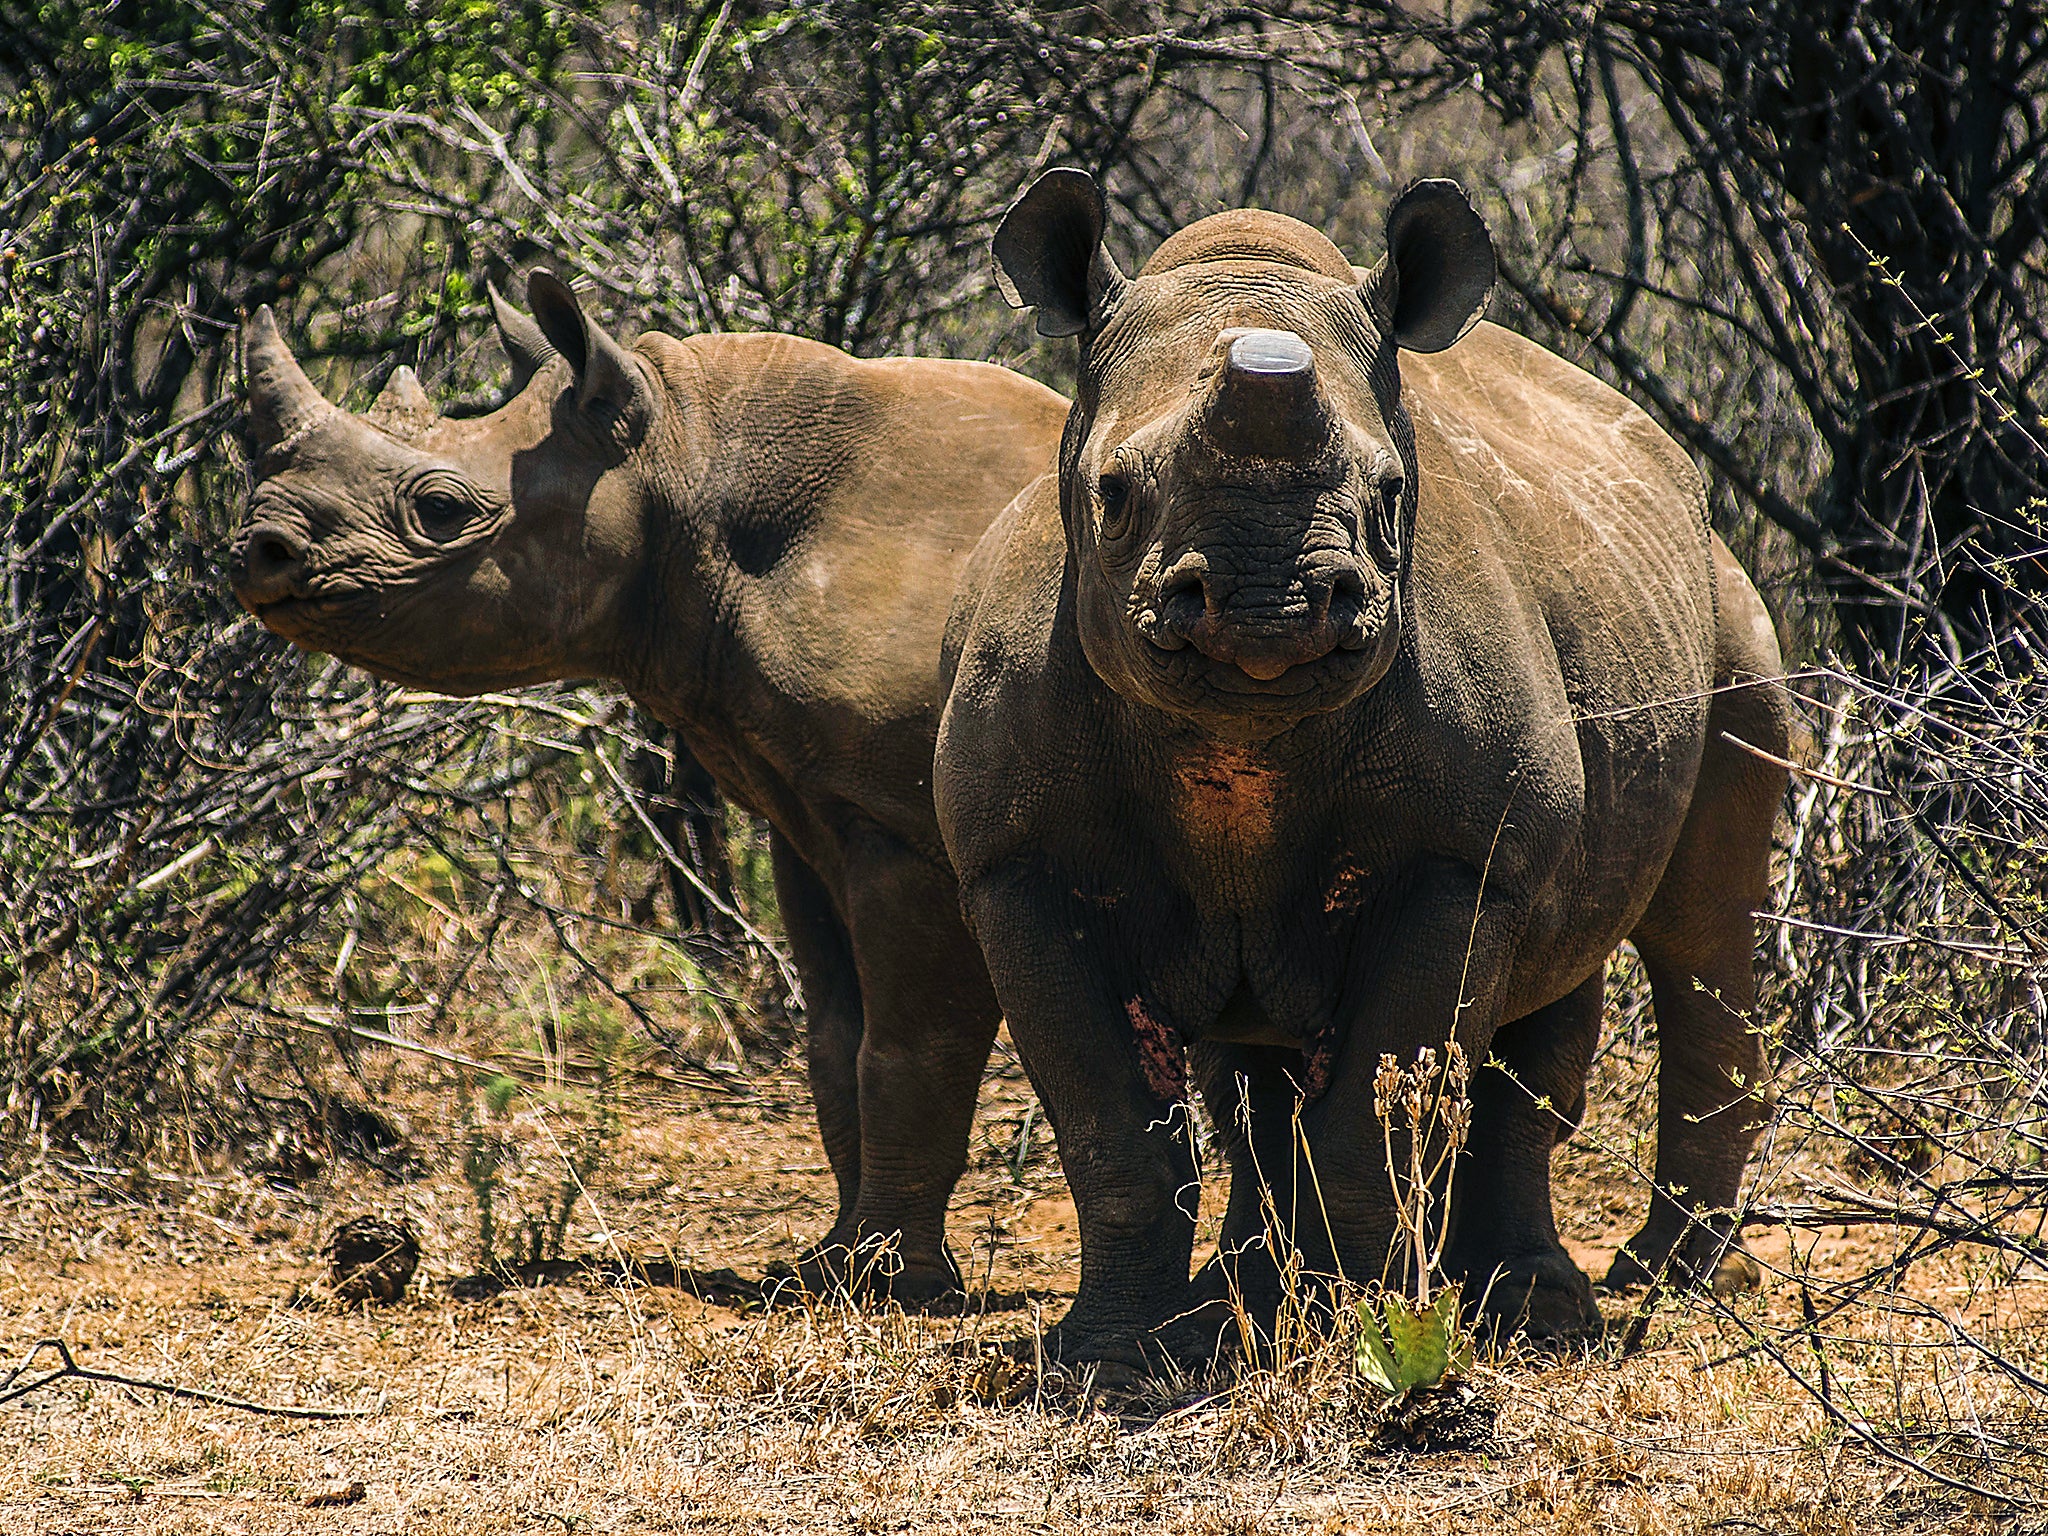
[1188,1043,1314,1348]
[1294,864,1526,1300]
[796,829,1000,1306]
[966,866,1205,1373]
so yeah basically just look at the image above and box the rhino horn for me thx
[364,365,436,441]
[242,305,331,457]
[1201,328,1331,462]
[488,279,557,390]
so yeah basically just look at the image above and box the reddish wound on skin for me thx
[1174,746,1279,843]
[1125,997,1187,1102]
[1301,1026,1339,1101]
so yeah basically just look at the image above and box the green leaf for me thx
[1380,1294,1452,1390]
[483,1073,521,1117]
[1433,1287,1475,1375]
[1356,1301,1405,1393]
[1356,1286,1469,1395]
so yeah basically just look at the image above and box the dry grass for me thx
[3,1017,2044,1536]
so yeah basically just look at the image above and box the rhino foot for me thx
[781,1231,963,1310]
[1463,1249,1600,1341]
[1603,1220,1760,1297]
[1013,1298,1233,1381]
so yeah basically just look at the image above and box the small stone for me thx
[1710,1247,1763,1296]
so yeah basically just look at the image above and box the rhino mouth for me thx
[245,588,351,621]
[1114,584,1403,727]
[242,585,386,651]
[1140,635,1374,702]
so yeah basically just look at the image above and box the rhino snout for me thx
[232,522,312,607]
[1146,554,1367,679]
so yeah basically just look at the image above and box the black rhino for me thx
[231,276,1068,1302]
[935,171,1790,1369]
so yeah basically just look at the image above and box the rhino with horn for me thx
[230,279,1068,1305]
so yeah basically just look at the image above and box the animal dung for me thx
[302,1479,368,1508]
[323,1214,420,1304]
[1373,1378,1499,1455]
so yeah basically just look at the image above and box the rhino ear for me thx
[1359,179,1495,354]
[526,269,658,435]
[992,168,1128,340]
[489,280,557,392]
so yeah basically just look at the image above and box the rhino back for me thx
[1400,322,1714,675]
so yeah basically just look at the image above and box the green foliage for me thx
[1356,1287,1473,1397]
[459,1075,510,1270]
[1329,0,2048,663]
[456,1054,623,1274]
[481,1072,521,1118]
[725,819,780,935]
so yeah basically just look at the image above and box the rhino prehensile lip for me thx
[1141,634,1369,700]
[245,589,379,641]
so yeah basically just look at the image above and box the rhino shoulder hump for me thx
[943,475,1066,695]
[1408,323,1700,500]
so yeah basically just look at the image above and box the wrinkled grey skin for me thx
[935,172,1790,1370]
[230,274,1068,1302]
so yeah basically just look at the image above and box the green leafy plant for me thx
[458,1072,518,1272]
[1359,1042,1476,1396]
[521,1063,619,1270]
[1356,1285,1474,1396]
[455,1013,624,1277]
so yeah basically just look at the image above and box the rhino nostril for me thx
[1146,561,1204,651]
[1303,570,1335,626]
[256,534,299,568]
[1153,567,1209,647]
[235,523,311,604]
[1330,567,1378,650]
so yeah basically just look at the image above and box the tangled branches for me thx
[1326,0,2048,668]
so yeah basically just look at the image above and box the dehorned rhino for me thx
[934,171,1790,1369]
[230,274,1067,1301]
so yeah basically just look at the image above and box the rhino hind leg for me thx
[1607,661,1790,1294]
[802,831,1002,1307]
[1444,972,1603,1339]
[770,836,867,1268]
[775,831,1000,1308]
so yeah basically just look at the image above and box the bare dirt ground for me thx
[3,1025,2044,1536]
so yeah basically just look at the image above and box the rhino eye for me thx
[1097,470,1133,539]
[406,473,482,540]
[1374,477,1405,555]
